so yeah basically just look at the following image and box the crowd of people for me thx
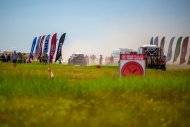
[37,53,49,65]
[0,51,29,67]
[1,52,27,63]
[0,51,55,67]
[1,53,11,62]
[1,51,116,66]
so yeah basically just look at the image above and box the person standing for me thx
[1,53,4,62]
[42,53,48,65]
[44,53,48,65]
[110,55,114,65]
[12,51,17,68]
[7,54,11,62]
[23,54,27,63]
[187,55,190,65]
[4,54,8,62]
[17,52,21,63]
[58,55,63,64]
[99,55,103,65]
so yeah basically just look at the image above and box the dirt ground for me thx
[166,64,190,69]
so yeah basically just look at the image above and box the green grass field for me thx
[0,62,190,127]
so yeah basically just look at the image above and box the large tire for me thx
[161,65,166,71]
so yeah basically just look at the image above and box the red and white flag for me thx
[180,37,189,64]
[49,33,57,63]
[38,35,46,59]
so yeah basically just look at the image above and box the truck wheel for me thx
[161,65,166,71]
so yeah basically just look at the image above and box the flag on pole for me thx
[173,36,183,63]
[55,33,66,62]
[43,34,51,53]
[166,37,175,62]
[154,36,158,46]
[49,33,57,63]
[180,37,189,64]
[29,37,37,59]
[34,36,41,58]
[150,37,153,45]
[38,35,46,59]
[160,37,165,55]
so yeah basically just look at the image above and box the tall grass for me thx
[0,62,189,97]
[0,62,190,127]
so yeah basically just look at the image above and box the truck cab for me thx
[68,53,87,66]
[138,44,166,70]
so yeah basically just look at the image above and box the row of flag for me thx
[150,36,189,65]
[29,33,66,62]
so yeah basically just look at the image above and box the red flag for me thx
[49,33,57,63]
[38,35,46,59]
[180,37,189,64]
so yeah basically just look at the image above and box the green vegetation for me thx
[0,62,190,127]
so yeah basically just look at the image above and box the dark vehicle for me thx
[68,53,87,66]
[138,44,166,70]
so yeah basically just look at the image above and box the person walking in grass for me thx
[23,54,27,63]
[12,51,17,68]
[42,53,48,65]
[44,53,48,65]
[17,52,21,63]
[4,54,8,62]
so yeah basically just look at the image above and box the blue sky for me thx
[0,0,190,61]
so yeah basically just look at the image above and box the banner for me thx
[120,54,146,76]
[38,35,46,59]
[150,37,153,45]
[34,36,41,58]
[55,33,66,62]
[49,33,57,63]
[43,34,51,53]
[160,37,165,55]
[29,37,37,59]
[154,36,158,46]
[173,36,183,63]
[166,37,175,62]
[180,37,189,64]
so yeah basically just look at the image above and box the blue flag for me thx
[43,34,51,53]
[34,36,41,58]
[29,37,37,59]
